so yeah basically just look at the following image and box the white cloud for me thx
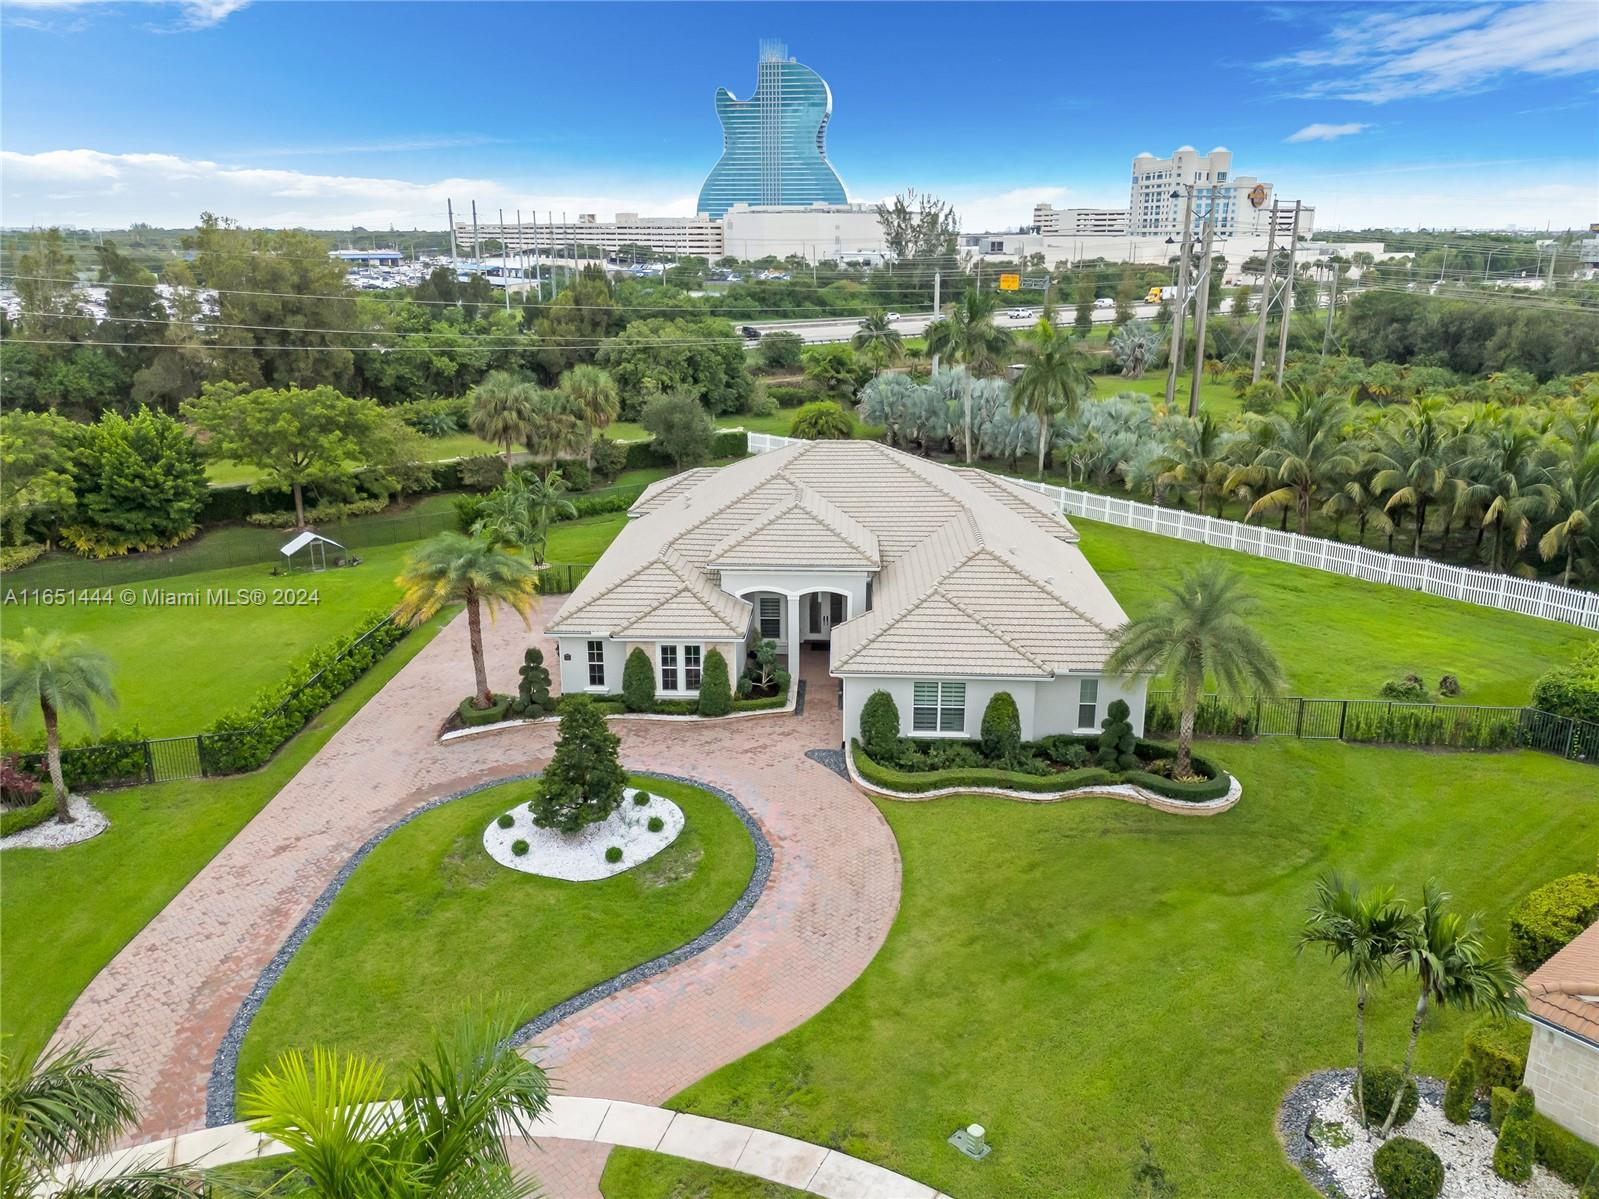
[1275,1,1599,103]
[1285,122,1371,143]
[3,0,247,30]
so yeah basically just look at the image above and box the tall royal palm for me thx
[1231,388,1359,535]
[394,533,539,709]
[0,629,115,824]
[851,311,904,377]
[558,364,620,464]
[1298,874,1410,1129]
[1010,316,1091,479]
[1104,561,1283,777]
[468,370,539,466]
[1369,397,1466,557]
[1539,443,1599,587]
[925,289,1012,464]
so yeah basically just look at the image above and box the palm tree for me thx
[393,533,539,709]
[523,389,589,465]
[240,1009,552,1199]
[523,470,577,564]
[851,311,904,377]
[1369,398,1466,556]
[1378,881,1523,1136]
[1459,418,1554,573]
[1104,561,1283,777]
[558,364,620,464]
[1010,316,1091,479]
[1157,413,1236,517]
[1539,444,1599,587]
[1,1039,198,1197]
[468,370,539,466]
[925,289,1013,464]
[1230,388,1359,535]
[1298,874,1410,1129]
[1109,320,1165,380]
[471,470,574,562]
[0,630,115,824]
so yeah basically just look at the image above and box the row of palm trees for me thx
[467,363,620,467]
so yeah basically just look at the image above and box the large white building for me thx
[1032,204,1129,236]
[455,213,725,261]
[720,202,887,263]
[1129,146,1313,239]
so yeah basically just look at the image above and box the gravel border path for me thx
[204,770,772,1126]
[0,795,106,850]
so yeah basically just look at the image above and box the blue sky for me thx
[2,0,1595,231]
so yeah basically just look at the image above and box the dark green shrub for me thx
[531,697,626,833]
[633,790,651,806]
[496,813,514,829]
[768,384,820,408]
[1035,735,1091,768]
[1509,873,1599,970]
[1493,1087,1536,1183]
[1531,640,1599,723]
[604,846,623,864]
[622,648,656,713]
[1488,1087,1599,1186]
[459,455,508,490]
[852,740,1117,795]
[457,695,514,727]
[552,458,592,493]
[859,690,900,763]
[980,692,1022,764]
[647,816,664,833]
[510,647,554,716]
[590,436,627,481]
[1467,1015,1531,1093]
[1379,674,1429,702]
[0,797,55,838]
[697,648,732,717]
[711,429,748,459]
[1373,1137,1443,1199]
[1097,699,1138,771]
[454,492,488,534]
[511,839,529,856]
[760,330,804,370]
[1360,1066,1419,1130]
[790,401,853,440]
[1443,1056,1475,1125]
[1120,768,1232,802]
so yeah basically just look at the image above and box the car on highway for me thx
[1010,308,1034,320]
[741,326,761,340]
[885,311,901,321]
[1093,297,1115,309]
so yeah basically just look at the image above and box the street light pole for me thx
[1164,185,1194,410]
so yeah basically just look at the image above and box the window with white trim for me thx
[684,644,702,690]
[586,640,605,688]
[660,644,678,692]
[1078,678,1099,730]
[759,597,782,639]
[912,681,966,733]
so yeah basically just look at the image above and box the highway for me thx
[746,302,1170,344]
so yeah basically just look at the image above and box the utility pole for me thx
[1188,185,1217,418]
[1322,265,1338,359]
[471,200,480,262]
[1166,185,1195,410]
[447,199,457,266]
[931,269,941,373]
[516,209,526,300]
[499,208,510,311]
[1273,200,1302,387]
[1250,203,1278,383]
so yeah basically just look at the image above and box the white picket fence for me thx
[744,431,1599,632]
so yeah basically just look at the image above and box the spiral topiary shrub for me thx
[1373,1137,1444,1199]
[1443,1056,1475,1125]
[1493,1087,1537,1183]
[1360,1066,1419,1130]
[1097,699,1138,771]
[604,846,623,864]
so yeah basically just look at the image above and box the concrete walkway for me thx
[53,600,902,1197]
[56,1097,951,1198]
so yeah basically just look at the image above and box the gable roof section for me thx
[832,587,1051,678]
[955,469,1079,542]
[629,467,718,516]
[708,484,880,570]
[548,549,747,638]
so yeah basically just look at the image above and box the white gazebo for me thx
[279,530,347,572]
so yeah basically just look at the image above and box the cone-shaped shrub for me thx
[1493,1087,1537,1183]
[623,647,655,712]
[532,695,626,833]
[1443,1056,1475,1125]
[697,648,732,716]
[859,690,900,762]
[980,691,1022,764]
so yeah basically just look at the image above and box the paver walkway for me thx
[53,599,902,1197]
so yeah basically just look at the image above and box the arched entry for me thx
[732,586,852,672]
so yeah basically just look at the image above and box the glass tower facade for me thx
[696,41,848,220]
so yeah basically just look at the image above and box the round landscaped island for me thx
[484,787,685,881]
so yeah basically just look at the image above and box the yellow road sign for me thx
[998,273,1021,291]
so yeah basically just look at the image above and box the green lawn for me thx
[234,774,756,1091]
[206,432,503,486]
[601,741,1595,1199]
[601,1154,805,1198]
[0,612,452,1061]
[1094,371,1241,416]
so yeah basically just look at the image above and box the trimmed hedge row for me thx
[576,677,790,719]
[0,798,55,837]
[1509,873,1599,970]
[616,428,749,473]
[1490,1087,1599,1187]
[1465,1015,1531,1094]
[15,729,150,791]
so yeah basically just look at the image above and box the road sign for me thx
[998,273,1021,291]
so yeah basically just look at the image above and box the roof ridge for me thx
[935,586,1053,673]
[830,540,986,671]
[976,546,1120,638]
[553,552,669,625]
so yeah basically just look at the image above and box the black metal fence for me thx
[1145,692,1598,765]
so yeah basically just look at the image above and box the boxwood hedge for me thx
[1490,1087,1599,1188]
[0,797,55,837]
[1508,872,1599,970]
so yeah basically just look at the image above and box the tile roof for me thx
[549,440,1130,677]
[1522,920,1599,1045]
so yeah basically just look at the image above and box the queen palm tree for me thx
[558,364,620,465]
[1010,316,1091,479]
[925,290,1013,464]
[1377,881,1522,1136]
[1104,561,1283,777]
[394,533,539,709]
[851,311,904,377]
[0,630,115,824]
[1539,443,1599,587]
[240,1009,552,1199]
[1459,418,1554,573]
[1369,397,1466,556]
[468,370,539,466]
[1298,874,1410,1129]
[1231,388,1359,536]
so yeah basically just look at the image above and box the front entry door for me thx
[807,593,846,639]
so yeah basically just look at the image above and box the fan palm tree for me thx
[523,390,589,466]
[393,533,539,709]
[1377,881,1523,1136]
[240,1009,552,1199]
[0,630,115,823]
[468,371,539,465]
[558,364,620,464]
[1369,397,1466,556]
[1298,874,1411,1129]
[1459,418,1555,573]
[925,289,1013,464]
[1,1040,198,1197]
[1539,443,1599,587]
[1109,320,1165,380]
[1010,316,1092,479]
[851,311,905,377]
[1104,561,1283,777]
[1229,388,1359,535]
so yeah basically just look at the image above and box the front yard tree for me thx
[393,533,538,710]
[183,383,384,528]
[1104,561,1283,777]
[641,392,713,468]
[533,696,626,833]
[0,630,116,824]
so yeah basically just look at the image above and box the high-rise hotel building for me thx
[1129,146,1310,239]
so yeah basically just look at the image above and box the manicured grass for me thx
[1094,371,1242,416]
[0,612,451,1062]
[206,431,502,486]
[234,774,756,1091]
[601,741,1596,1199]
[602,1153,807,1197]
[545,512,628,567]
[1076,520,1586,705]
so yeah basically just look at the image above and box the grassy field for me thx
[206,431,503,486]
[0,612,452,1061]
[601,741,1596,1199]
[234,774,756,1090]
[1093,370,1241,416]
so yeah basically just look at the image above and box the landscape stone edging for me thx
[438,682,802,743]
[204,770,773,1127]
[1279,1068,1455,1199]
[844,747,1242,814]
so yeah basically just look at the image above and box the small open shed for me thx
[279,530,347,573]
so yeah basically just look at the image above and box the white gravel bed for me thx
[483,787,684,881]
[0,795,107,851]
[1307,1078,1575,1199]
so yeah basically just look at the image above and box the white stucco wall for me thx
[1523,1022,1599,1144]
[555,635,747,698]
[839,673,1148,746]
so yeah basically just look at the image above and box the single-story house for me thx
[547,440,1144,743]
[1520,921,1599,1144]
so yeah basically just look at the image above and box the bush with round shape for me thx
[1360,1066,1419,1130]
[632,790,651,806]
[604,846,623,864]
[647,816,664,833]
[1493,1087,1537,1183]
[1508,872,1599,970]
[511,839,529,856]
[697,648,732,717]
[790,401,854,440]
[531,696,626,833]
[1443,1056,1475,1125]
[1097,699,1138,772]
[622,647,656,713]
[980,691,1022,764]
[859,690,901,763]
[496,813,514,830]
[1373,1137,1444,1199]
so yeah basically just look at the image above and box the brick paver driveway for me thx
[53,600,902,1196]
